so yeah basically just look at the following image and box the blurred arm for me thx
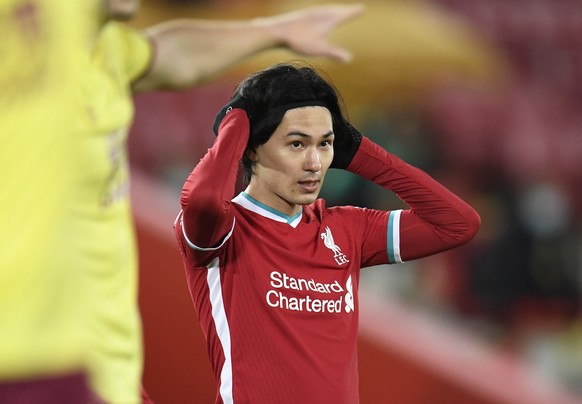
[133,4,364,91]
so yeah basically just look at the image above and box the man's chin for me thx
[103,1,139,22]
[107,10,136,21]
[296,195,318,206]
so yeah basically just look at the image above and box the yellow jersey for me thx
[0,0,97,379]
[74,21,153,403]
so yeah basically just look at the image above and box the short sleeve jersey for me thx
[176,192,400,404]
[0,0,96,379]
[73,21,152,403]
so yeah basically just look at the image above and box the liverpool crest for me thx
[320,226,350,266]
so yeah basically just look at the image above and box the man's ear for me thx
[245,148,258,162]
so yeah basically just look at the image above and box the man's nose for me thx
[304,148,322,172]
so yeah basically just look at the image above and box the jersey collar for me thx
[232,192,303,228]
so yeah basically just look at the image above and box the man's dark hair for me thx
[233,62,348,183]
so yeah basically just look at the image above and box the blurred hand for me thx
[265,4,365,62]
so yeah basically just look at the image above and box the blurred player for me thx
[77,1,364,402]
[0,0,98,402]
[175,62,481,402]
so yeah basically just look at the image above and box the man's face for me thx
[246,106,334,216]
[102,0,140,21]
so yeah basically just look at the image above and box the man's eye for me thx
[291,141,302,148]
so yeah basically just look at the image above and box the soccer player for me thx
[0,0,97,402]
[175,63,481,403]
[78,2,364,402]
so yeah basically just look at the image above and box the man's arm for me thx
[347,136,481,261]
[133,4,364,92]
[179,108,249,257]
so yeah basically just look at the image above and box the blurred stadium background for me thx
[127,0,582,402]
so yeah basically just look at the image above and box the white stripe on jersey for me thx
[387,210,403,264]
[207,258,234,404]
[181,212,236,251]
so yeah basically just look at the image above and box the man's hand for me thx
[135,3,364,92]
[213,94,252,136]
[264,4,365,62]
[331,121,363,169]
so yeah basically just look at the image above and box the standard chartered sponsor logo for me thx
[266,271,353,314]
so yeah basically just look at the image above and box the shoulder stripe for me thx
[387,210,403,264]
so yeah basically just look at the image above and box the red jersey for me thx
[176,109,480,403]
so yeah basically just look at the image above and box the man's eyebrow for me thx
[286,130,335,138]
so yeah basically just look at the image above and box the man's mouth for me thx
[298,180,319,193]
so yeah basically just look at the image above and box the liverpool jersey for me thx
[176,108,480,404]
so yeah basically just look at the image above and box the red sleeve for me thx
[179,109,249,260]
[346,137,481,262]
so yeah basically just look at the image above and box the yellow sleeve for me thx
[101,22,153,83]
